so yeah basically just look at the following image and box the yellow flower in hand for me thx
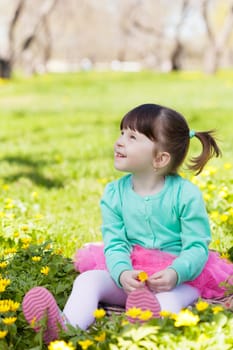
[137,271,148,282]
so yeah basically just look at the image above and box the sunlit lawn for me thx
[0,70,232,257]
[0,70,233,349]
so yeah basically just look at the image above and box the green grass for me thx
[0,70,232,257]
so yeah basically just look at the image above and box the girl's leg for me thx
[156,284,200,313]
[22,270,126,344]
[63,270,127,330]
[126,284,200,319]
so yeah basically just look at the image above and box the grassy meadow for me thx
[0,71,233,349]
[0,70,232,256]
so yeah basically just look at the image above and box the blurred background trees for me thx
[0,0,233,78]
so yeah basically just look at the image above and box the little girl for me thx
[23,103,233,344]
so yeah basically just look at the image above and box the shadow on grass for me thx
[2,155,64,188]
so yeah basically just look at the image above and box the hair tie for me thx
[189,130,196,139]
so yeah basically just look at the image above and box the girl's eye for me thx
[130,135,136,140]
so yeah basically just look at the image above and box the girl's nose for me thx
[115,135,124,147]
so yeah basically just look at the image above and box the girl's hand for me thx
[147,268,178,292]
[119,270,145,294]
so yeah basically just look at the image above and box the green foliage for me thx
[0,239,77,349]
[48,302,233,349]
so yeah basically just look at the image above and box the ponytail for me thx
[188,130,222,175]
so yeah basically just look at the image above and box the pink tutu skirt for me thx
[74,243,233,299]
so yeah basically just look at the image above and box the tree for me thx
[201,0,233,73]
[0,0,58,78]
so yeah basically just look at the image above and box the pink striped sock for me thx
[126,288,161,322]
[22,286,67,344]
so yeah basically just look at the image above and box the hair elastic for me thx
[189,130,196,139]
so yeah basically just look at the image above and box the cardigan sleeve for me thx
[169,181,211,285]
[100,181,132,287]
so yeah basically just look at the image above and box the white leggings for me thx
[63,270,200,330]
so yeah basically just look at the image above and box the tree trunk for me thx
[0,59,12,78]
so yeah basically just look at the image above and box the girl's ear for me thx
[153,151,171,169]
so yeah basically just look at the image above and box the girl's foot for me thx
[126,288,161,322]
[22,286,67,344]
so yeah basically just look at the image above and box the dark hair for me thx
[120,103,221,175]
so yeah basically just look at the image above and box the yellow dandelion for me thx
[0,212,5,217]
[13,231,20,238]
[138,309,153,321]
[0,261,8,268]
[21,237,32,244]
[137,271,148,282]
[0,330,8,339]
[208,184,216,191]
[125,306,142,319]
[0,302,10,312]
[3,299,20,311]
[34,213,43,220]
[48,340,75,350]
[54,248,63,255]
[159,310,172,318]
[97,178,108,185]
[21,225,29,232]
[199,182,206,189]
[213,239,220,246]
[221,252,230,260]
[224,163,232,169]
[203,193,211,201]
[5,197,12,203]
[78,339,94,350]
[0,278,11,292]
[93,308,106,319]
[195,300,209,312]
[41,266,50,275]
[198,334,209,342]
[212,305,224,314]
[4,247,17,255]
[210,211,219,220]
[22,244,30,249]
[30,316,37,328]
[9,300,20,312]
[208,166,217,175]
[121,319,129,326]
[220,214,228,222]
[0,300,20,312]
[4,202,14,209]
[191,176,198,184]
[94,332,106,342]
[3,316,17,325]
[173,309,200,327]
[2,184,9,191]
[31,191,38,199]
[32,256,42,262]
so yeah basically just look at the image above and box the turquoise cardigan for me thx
[100,174,211,287]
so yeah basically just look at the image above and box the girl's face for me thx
[114,128,156,174]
